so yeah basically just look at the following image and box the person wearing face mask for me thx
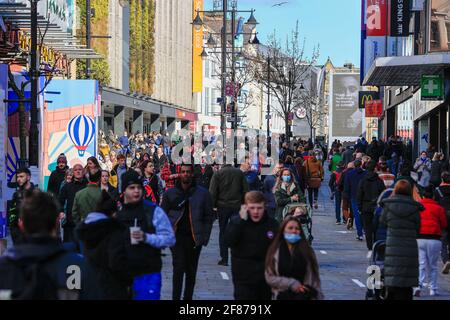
[274,169,306,223]
[224,191,279,300]
[265,216,322,300]
[414,151,432,190]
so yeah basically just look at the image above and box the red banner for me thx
[366,0,387,36]
[365,99,383,117]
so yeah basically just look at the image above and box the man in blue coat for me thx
[344,159,367,241]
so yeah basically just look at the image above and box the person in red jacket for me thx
[415,185,448,297]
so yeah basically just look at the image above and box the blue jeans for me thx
[351,199,363,237]
[132,273,162,300]
[164,146,171,156]
[335,192,342,223]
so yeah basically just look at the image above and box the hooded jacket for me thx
[160,181,214,247]
[344,167,367,200]
[357,171,385,213]
[76,213,131,299]
[47,166,68,197]
[380,195,422,288]
[0,236,88,300]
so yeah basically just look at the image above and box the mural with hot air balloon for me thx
[42,80,99,190]
[67,115,96,157]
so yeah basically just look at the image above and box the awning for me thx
[363,53,450,86]
[0,2,102,62]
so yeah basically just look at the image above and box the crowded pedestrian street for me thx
[3,0,450,306]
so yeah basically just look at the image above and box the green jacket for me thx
[274,182,306,222]
[72,184,103,224]
[329,153,342,172]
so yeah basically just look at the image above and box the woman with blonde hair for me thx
[265,216,322,300]
[273,169,305,222]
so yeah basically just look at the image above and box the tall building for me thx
[93,0,197,136]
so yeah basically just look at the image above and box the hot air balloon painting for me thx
[67,115,96,157]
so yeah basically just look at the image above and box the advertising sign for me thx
[366,0,388,36]
[330,73,363,138]
[365,99,383,117]
[364,36,386,75]
[192,0,203,93]
[359,91,380,109]
[42,80,99,190]
[390,0,410,37]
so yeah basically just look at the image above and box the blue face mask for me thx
[284,233,301,244]
[282,176,291,183]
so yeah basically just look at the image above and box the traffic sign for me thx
[421,75,444,101]
[295,107,307,119]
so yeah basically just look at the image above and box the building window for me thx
[205,88,210,115]
[205,60,210,78]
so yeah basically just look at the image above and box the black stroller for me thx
[365,240,386,300]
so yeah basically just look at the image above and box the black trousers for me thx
[234,282,272,300]
[308,188,319,206]
[218,207,239,262]
[361,211,374,250]
[171,234,202,300]
[385,287,413,300]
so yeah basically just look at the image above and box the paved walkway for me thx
[161,169,450,300]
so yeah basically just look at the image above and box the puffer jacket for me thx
[418,198,447,238]
[274,182,306,222]
[380,195,422,288]
[160,181,215,247]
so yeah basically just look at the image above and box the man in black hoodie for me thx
[225,191,278,300]
[47,154,68,197]
[357,160,385,251]
[0,189,88,300]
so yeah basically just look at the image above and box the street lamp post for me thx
[266,56,270,140]
[192,1,258,139]
[29,0,39,167]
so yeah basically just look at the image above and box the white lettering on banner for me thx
[367,5,381,31]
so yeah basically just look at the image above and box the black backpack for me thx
[9,250,65,300]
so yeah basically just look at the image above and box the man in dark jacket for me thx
[342,146,354,165]
[161,164,214,300]
[8,168,36,245]
[47,154,68,197]
[357,160,385,251]
[58,164,87,242]
[209,164,249,266]
[329,161,345,224]
[0,189,88,300]
[344,159,367,240]
[225,191,278,300]
[117,170,175,300]
[193,163,214,189]
[367,138,381,163]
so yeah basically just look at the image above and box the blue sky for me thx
[206,0,361,67]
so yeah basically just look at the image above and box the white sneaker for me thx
[366,250,372,259]
[413,287,421,297]
[430,289,438,296]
